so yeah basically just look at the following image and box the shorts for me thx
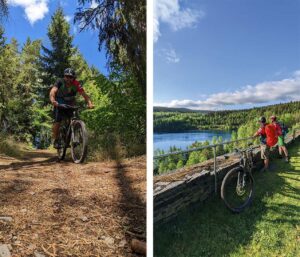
[260,144,270,160]
[53,107,73,123]
[278,136,285,146]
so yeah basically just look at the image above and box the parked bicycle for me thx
[56,104,88,163]
[221,143,255,213]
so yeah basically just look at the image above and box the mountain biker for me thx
[270,115,289,162]
[49,68,94,148]
[253,116,274,172]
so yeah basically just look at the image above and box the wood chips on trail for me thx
[0,150,146,257]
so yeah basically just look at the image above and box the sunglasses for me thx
[64,75,74,79]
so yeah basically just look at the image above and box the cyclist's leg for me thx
[260,144,270,171]
[52,123,60,140]
[53,107,63,148]
[282,141,289,161]
[278,136,284,156]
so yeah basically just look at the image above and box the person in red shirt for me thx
[270,115,289,162]
[254,116,270,172]
[49,68,94,148]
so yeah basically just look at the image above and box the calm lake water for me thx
[154,130,232,152]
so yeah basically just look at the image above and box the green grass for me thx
[154,144,300,257]
[0,134,25,158]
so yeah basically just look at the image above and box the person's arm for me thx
[49,86,59,107]
[253,128,261,137]
[80,91,94,109]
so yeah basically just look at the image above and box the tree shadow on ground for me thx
[107,144,146,256]
[154,146,300,257]
[0,157,57,170]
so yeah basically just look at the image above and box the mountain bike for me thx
[56,104,88,163]
[221,144,255,213]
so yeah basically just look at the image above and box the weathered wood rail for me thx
[154,130,300,224]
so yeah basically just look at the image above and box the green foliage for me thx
[154,102,300,133]
[155,102,300,175]
[39,7,75,103]
[75,0,146,98]
[0,133,24,158]
[0,5,145,158]
[81,65,146,157]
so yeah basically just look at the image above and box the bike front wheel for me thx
[57,129,67,161]
[221,167,254,213]
[70,120,88,163]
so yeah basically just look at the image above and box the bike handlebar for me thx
[57,104,80,110]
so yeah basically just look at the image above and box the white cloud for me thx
[8,0,49,24]
[64,15,72,23]
[158,47,180,63]
[90,0,98,8]
[155,71,300,110]
[154,0,205,42]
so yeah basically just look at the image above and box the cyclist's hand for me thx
[52,101,59,107]
[87,103,95,109]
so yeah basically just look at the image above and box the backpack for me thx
[265,124,278,147]
[278,121,289,136]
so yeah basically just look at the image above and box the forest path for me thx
[0,149,146,257]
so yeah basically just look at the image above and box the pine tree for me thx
[75,0,146,98]
[39,7,75,104]
[0,37,20,132]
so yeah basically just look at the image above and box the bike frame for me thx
[63,109,80,148]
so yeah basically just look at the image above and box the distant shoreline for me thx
[154,129,234,134]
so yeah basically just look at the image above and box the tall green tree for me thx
[75,0,146,98]
[0,37,20,132]
[39,7,75,104]
[12,38,51,142]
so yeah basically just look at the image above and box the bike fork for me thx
[237,171,246,189]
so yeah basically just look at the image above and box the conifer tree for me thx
[75,0,146,98]
[39,7,75,104]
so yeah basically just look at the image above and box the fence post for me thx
[213,146,217,195]
[293,129,296,141]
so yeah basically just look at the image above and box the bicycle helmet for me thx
[64,68,75,77]
[270,115,276,121]
[259,116,266,123]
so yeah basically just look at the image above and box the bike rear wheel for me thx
[221,167,254,213]
[70,120,88,163]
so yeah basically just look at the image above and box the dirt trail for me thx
[0,149,146,257]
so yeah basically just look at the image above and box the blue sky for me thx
[4,0,108,75]
[154,0,300,110]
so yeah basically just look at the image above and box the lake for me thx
[154,130,232,152]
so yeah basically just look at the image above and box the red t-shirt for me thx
[273,122,282,136]
[256,124,267,144]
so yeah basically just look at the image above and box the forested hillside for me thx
[154,102,300,174]
[0,3,146,159]
[154,101,300,132]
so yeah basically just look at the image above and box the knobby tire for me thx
[71,120,88,163]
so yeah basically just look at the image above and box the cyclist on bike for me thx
[254,116,271,172]
[49,68,94,148]
[270,115,289,162]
